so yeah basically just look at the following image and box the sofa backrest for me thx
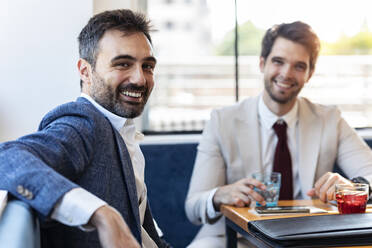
[0,200,40,248]
[2,136,371,248]
[142,136,372,248]
[142,142,200,248]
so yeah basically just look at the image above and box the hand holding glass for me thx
[252,172,281,207]
[335,183,369,214]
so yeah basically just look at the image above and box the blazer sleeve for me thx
[185,110,227,225]
[336,116,372,182]
[0,110,96,217]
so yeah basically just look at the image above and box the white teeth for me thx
[122,91,142,98]
[276,81,291,89]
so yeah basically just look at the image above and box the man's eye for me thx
[118,63,129,67]
[143,64,155,70]
[115,62,131,68]
[273,59,283,65]
[295,64,306,71]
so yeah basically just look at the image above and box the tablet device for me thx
[255,206,311,214]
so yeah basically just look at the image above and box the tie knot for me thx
[273,120,287,137]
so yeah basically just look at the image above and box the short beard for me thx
[89,72,149,118]
[264,78,301,104]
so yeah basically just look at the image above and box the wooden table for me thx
[221,199,372,248]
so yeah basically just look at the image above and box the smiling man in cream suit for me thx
[185,21,372,248]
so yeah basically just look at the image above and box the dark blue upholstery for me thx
[142,138,372,248]
[1,138,372,248]
[365,139,372,150]
[142,143,200,248]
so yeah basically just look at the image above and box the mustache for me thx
[118,84,147,92]
[274,76,297,85]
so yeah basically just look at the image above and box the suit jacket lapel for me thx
[113,129,142,242]
[298,98,323,198]
[76,97,142,242]
[235,97,262,177]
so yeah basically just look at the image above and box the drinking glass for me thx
[335,183,369,214]
[252,172,281,207]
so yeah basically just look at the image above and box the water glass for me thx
[252,172,281,207]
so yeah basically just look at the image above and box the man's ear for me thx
[259,57,266,73]
[77,58,92,86]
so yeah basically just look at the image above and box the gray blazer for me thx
[0,97,165,248]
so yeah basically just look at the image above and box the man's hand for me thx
[307,172,352,202]
[213,178,266,211]
[89,205,140,248]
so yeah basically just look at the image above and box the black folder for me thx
[248,213,372,247]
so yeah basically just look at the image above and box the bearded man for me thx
[185,21,372,248]
[0,9,170,248]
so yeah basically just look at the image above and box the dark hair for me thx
[78,9,152,87]
[261,21,320,72]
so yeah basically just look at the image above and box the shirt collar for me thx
[80,93,128,132]
[258,94,298,130]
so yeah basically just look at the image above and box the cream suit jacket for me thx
[185,96,372,239]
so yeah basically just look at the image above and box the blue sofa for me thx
[1,135,372,248]
[0,142,199,248]
[142,142,200,248]
[0,199,40,248]
[142,136,372,248]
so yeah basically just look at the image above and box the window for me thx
[164,21,174,30]
[145,0,372,133]
[184,22,192,31]
[164,0,174,4]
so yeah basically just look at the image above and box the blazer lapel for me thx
[235,97,262,177]
[113,129,142,242]
[76,97,142,242]
[298,98,323,198]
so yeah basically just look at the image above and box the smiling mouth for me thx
[274,79,295,89]
[121,90,142,98]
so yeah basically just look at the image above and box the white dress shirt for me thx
[206,95,301,218]
[51,93,158,247]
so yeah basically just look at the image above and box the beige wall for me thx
[93,0,147,14]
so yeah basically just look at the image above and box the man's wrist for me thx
[51,188,107,230]
[207,188,221,219]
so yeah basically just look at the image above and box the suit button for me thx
[17,185,25,195]
[24,189,34,200]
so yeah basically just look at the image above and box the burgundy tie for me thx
[273,120,293,200]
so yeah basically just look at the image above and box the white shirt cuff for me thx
[206,187,222,219]
[51,188,107,231]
